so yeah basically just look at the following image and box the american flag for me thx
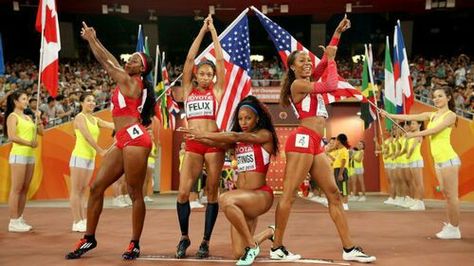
[252,7,364,104]
[195,10,251,131]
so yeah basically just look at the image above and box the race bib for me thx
[186,100,214,118]
[301,95,311,112]
[237,152,256,172]
[126,125,144,140]
[316,94,328,118]
[295,134,310,148]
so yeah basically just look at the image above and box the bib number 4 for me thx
[126,125,144,140]
[295,134,310,148]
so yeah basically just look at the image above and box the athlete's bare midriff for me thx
[236,172,267,190]
[113,116,141,131]
[299,116,326,136]
[187,119,220,133]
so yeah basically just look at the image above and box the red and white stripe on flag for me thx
[199,49,251,131]
[257,9,364,105]
[35,0,61,97]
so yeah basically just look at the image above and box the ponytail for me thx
[280,51,300,106]
[139,53,155,127]
[140,78,155,126]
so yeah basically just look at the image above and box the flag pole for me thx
[368,43,385,144]
[365,44,378,149]
[154,45,160,88]
[152,44,161,193]
[35,4,46,137]
[162,51,166,83]
[137,24,142,49]
[367,100,407,134]
[155,73,182,101]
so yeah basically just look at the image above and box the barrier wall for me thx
[1,101,473,202]
[0,111,172,203]
[378,101,474,202]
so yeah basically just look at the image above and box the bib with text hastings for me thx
[236,144,257,172]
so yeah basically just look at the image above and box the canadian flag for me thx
[35,0,60,97]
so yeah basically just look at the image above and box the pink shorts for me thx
[115,124,152,149]
[285,126,324,155]
[185,139,224,155]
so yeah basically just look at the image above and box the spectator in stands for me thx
[40,96,60,126]
[56,95,75,123]
[453,88,465,108]
[467,96,474,119]
[454,63,466,86]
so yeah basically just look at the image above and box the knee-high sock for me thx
[177,201,191,236]
[203,202,219,241]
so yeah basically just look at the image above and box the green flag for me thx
[360,46,376,129]
[384,36,397,131]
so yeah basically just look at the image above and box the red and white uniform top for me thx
[290,57,339,120]
[185,88,218,121]
[235,142,270,174]
[111,77,146,118]
[291,93,329,119]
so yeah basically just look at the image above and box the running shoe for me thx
[196,241,209,258]
[175,238,191,258]
[122,241,140,260]
[342,246,376,263]
[65,237,97,259]
[236,245,260,265]
[270,246,301,261]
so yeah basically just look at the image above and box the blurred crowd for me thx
[1,59,114,140]
[410,54,474,118]
[1,53,473,141]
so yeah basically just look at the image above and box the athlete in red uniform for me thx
[66,22,155,260]
[179,95,278,265]
[175,15,226,259]
[271,16,376,263]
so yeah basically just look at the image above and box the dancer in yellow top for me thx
[5,90,43,232]
[405,120,425,210]
[382,86,461,239]
[351,141,366,201]
[69,93,114,233]
[399,122,415,208]
[382,130,396,205]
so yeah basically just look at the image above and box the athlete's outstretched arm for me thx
[313,14,350,80]
[380,110,432,122]
[182,17,210,96]
[81,22,130,86]
[179,128,272,145]
[208,16,226,102]
[408,112,456,138]
[292,46,339,95]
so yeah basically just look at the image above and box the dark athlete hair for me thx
[231,95,279,155]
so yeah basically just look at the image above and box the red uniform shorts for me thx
[255,184,274,199]
[185,139,224,155]
[115,123,152,149]
[285,126,324,155]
